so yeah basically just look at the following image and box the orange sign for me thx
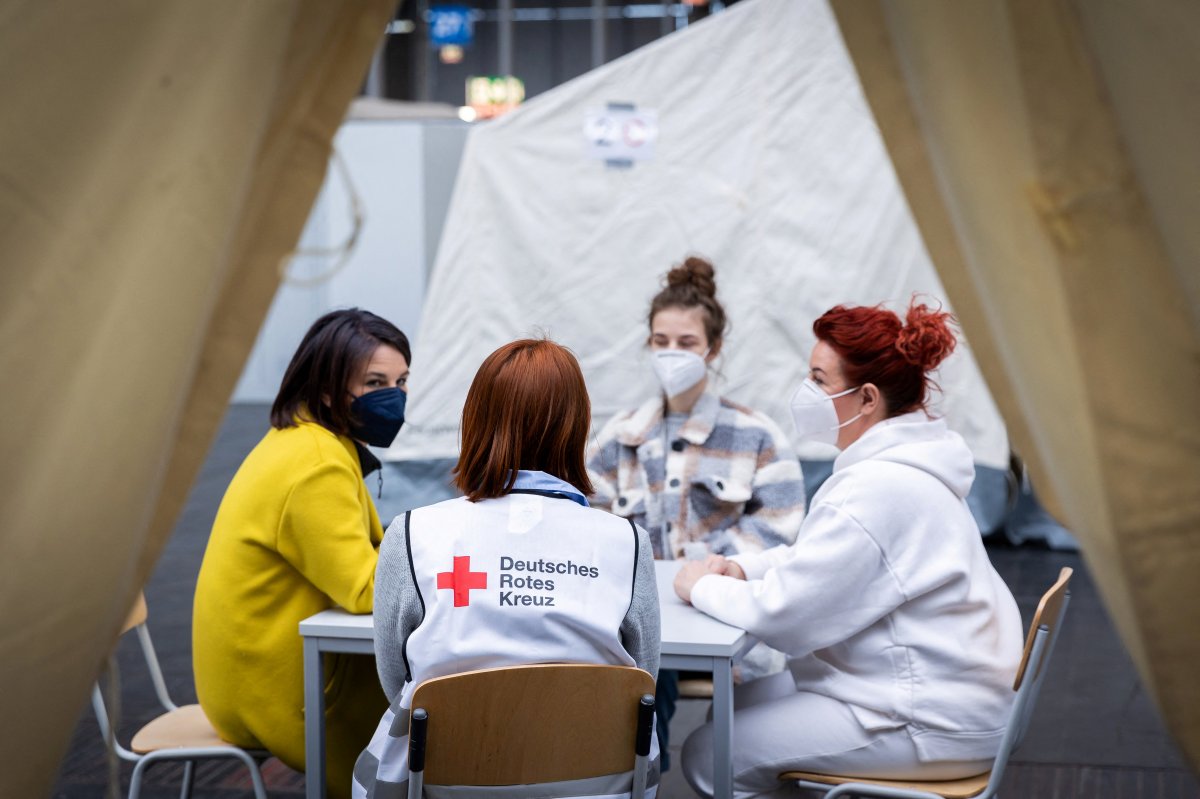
[466,75,525,120]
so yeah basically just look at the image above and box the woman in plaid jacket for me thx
[587,257,805,561]
[587,387,806,560]
[586,256,806,767]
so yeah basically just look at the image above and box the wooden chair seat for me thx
[130,704,232,753]
[97,592,269,798]
[780,769,992,799]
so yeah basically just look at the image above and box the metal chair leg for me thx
[230,749,270,799]
[179,761,195,799]
[128,757,153,799]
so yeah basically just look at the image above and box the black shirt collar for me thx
[353,441,381,477]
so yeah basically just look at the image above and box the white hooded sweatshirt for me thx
[690,412,1023,762]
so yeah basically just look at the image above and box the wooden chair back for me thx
[411,663,654,786]
[1013,567,1072,689]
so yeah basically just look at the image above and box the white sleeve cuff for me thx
[729,552,769,581]
[690,573,733,617]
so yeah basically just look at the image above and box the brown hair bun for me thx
[665,256,718,298]
[649,255,727,345]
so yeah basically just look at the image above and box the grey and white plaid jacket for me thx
[587,390,805,559]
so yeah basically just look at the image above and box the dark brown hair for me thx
[270,308,411,435]
[647,256,728,347]
[812,299,957,416]
[453,339,594,502]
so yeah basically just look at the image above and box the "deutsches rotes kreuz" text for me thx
[498,555,598,607]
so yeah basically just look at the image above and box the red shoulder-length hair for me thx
[453,339,595,502]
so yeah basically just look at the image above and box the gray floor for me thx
[52,404,1199,798]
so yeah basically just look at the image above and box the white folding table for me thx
[299,560,752,799]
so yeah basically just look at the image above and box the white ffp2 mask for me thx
[652,349,709,398]
[789,378,861,447]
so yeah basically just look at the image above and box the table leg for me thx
[711,656,734,799]
[304,637,326,799]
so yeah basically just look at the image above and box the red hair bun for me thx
[896,302,957,370]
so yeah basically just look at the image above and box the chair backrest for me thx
[410,663,655,786]
[981,566,1072,795]
[93,592,178,755]
[1013,566,1072,690]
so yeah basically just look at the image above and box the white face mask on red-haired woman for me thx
[789,378,861,447]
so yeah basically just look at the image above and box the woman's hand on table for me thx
[674,555,746,604]
[703,554,746,580]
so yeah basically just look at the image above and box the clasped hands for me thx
[674,554,746,604]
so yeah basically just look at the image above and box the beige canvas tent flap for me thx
[831,0,1200,772]
[0,2,394,795]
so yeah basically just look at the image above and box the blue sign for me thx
[429,6,474,47]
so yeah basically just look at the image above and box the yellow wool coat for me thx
[193,420,387,798]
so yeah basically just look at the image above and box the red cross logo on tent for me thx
[436,555,488,607]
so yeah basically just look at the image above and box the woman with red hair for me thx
[674,301,1022,799]
[354,338,661,798]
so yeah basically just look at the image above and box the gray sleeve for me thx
[620,523,661,680]
[373,511,424,702]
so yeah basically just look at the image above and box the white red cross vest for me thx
[355,491,658,798]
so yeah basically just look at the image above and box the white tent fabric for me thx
[389,0,1007,468]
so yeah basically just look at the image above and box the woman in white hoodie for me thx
[673,300,1023,799]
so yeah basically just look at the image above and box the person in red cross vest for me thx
[354,338,662,799]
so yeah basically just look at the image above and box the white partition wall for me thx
[233,116,468,402]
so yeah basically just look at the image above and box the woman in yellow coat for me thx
[193,308,410,798]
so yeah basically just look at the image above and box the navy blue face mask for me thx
[349,388,406,447]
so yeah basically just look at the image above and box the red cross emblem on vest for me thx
[436,555,488,607]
